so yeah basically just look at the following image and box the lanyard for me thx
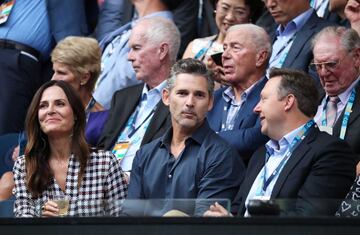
[194,35,217,61]
[127,105,158,139]
[321,88,356,140]
[220,102,240,131]
[259,120,315,195]
[269,33,297,67]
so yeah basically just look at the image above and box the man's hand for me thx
[203,202,233,217]
[345,0,360,33]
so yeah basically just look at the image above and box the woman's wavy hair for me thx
[24,80,89,197]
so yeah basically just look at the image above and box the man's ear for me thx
[162,88,170,106]
[80,72,91,86]
[255,50,268,68]
[353,47,360,69]
[284,94,296,112]
[159,43,170,61]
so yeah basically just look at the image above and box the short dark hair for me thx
[167,58,215,96]
[269,68,319,117]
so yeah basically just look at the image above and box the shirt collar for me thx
[276,8,313,36]
[141,80,167,100]
[326,76,360,105]
[265,122,308,156]
[222,80,260,105]
[160,120,212,150]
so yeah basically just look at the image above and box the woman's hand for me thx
[41,200,60,217]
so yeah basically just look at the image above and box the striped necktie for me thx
[326,96,340,127]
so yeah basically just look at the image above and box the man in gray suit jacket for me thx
[97,18,180,177]
[312,26,360,174]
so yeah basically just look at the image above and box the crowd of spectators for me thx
[0,0,360,218]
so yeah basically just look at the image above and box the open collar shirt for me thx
[244,123,306,216]
[127,120,244,215]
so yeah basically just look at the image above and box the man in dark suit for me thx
[97,17,180,176]
[264,0,333,82]
[207,24,271,163]
[204,68,357,217]
[312,26,360,174]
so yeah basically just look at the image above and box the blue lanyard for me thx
[321,88,356,140]
[194,36,217,60]
[259,120,315,194]
[269,33,297,67]
[127,105,158,139]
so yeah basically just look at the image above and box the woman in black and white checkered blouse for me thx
[13,80,128,217]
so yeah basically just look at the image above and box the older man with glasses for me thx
[312,26,360,175]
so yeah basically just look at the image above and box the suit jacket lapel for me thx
[283,11,318,68]
[238,148,266,214]
[141,101,169,145]
[108,84,143,148]
[271,126,317,198]
[234,78,267,128]
[333,82,360,134]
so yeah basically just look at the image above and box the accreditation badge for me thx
[0,0,15,25]
[252,195,271,201]
[318,125,333,135]
[112,141,131,160]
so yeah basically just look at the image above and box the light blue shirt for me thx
[268,8,314,73]
[112,81,167,171]
[0,0,52,57]
[221,81,258,131]
[93,11,173,109]
[244,123,307,216]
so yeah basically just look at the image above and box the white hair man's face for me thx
[128,23,162,84]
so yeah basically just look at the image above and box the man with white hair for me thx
[98,18,180,177]
[207,24,271,163]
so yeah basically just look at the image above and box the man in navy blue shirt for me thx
[126,58,245,216]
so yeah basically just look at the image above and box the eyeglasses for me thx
[309,60,341,72]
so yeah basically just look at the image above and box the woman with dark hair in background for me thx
[13,80,127,217]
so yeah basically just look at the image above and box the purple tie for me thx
[326,96,340,127]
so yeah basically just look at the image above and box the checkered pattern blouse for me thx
[13,150,128,217]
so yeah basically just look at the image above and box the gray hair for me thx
[167,58,215,97]
[312,26,360,53]
[135,17,181,64]
[227,23,272,64]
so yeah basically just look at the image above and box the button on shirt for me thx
[112,81,167,172]
[244,124,306,216]
[267,8,313,74]
[221,83,258,131]
[127,120,245,215]
[314,77,360,127]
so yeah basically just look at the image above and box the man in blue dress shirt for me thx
[126,58,245,216]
